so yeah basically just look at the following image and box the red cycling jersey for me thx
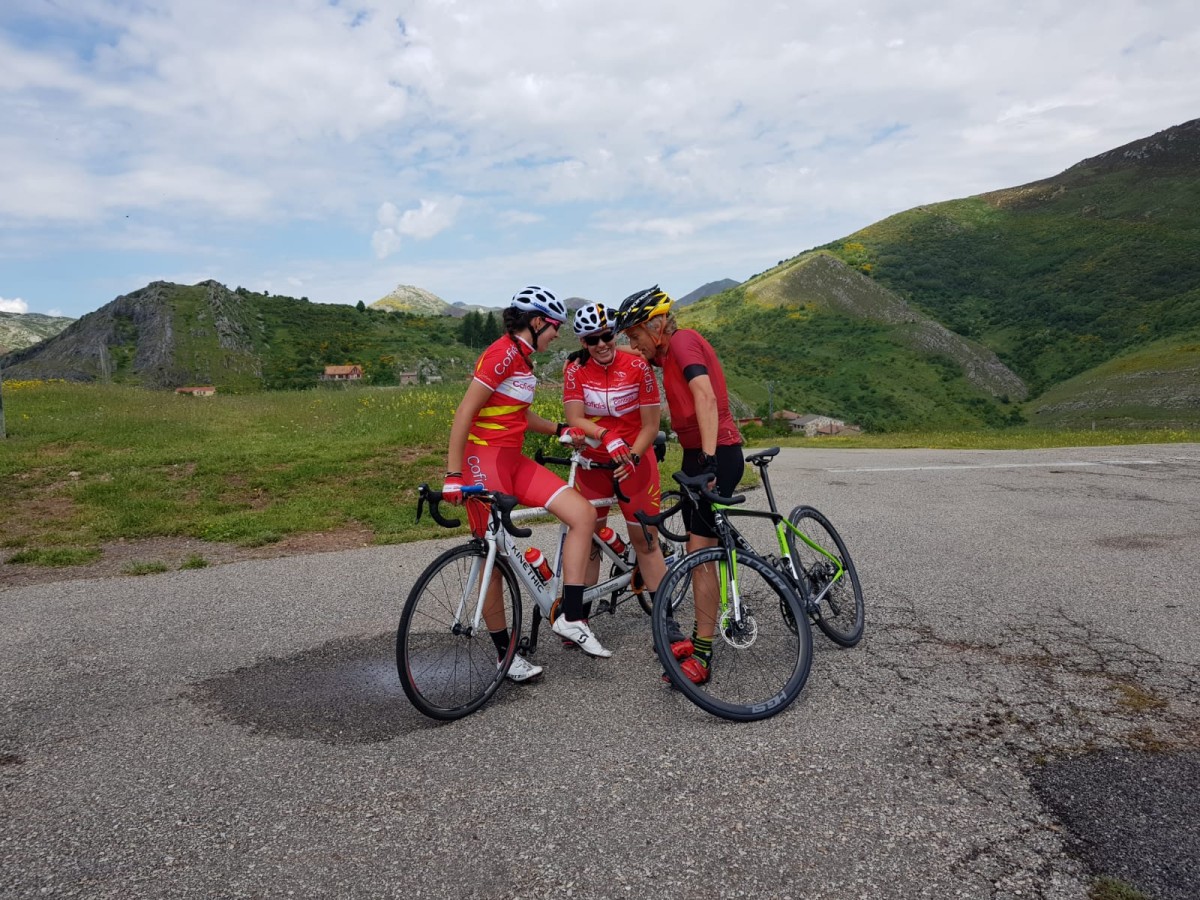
[468,335,537,449]
[564,348,662,522]
[562,349,660,461]
[660,328,742,449]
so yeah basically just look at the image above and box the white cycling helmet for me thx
[510,285,567,323]
[572,302,611,337]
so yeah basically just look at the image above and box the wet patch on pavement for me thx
[187,633,435,744]
[1031,750,1200,900]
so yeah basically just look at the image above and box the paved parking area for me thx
[3,444,1198,899]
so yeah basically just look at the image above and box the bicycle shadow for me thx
[185,632,446,743]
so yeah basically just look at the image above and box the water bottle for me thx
[598,527,633,564]
[524,547,553,584]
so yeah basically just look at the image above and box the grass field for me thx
[2,380,1197,566]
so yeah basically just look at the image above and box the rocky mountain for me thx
[0,280,469,391]
[371,284,452,316]
[0,312,75,354]
[0,281,262,387]
[373,285,512,319]
[677,279,739,307]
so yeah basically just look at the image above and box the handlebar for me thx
[534,445,631,504]
[415,484,533,539]
[632,469,746,546]
[672,470,746,507]
[634,492,688,545]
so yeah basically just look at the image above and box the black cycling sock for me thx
[490,629,510,658]
[562,583,585,621]
[582,600,593,620]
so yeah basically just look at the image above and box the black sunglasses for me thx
[583,331,615,347]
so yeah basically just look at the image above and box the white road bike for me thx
[397,436,682,720]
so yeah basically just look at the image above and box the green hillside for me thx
[1027,331,1200,429]
[813,119,1200,397]
[677,264,1026,433]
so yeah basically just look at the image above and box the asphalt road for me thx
[3,444,1198,900]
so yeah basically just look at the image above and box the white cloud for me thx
[499,210,545,226]
[372,196,464,258]
[0,296,29,314]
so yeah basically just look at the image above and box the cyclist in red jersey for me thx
[613,286,745,685]
[561,303,667,636]
[443,286,613,680]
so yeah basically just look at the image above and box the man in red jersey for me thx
[613,286,745,684]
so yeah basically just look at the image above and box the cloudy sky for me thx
[2,0,1198,319]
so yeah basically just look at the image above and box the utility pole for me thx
[766,381,775,427]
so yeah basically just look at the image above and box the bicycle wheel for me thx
[652,547,812,721]
[786,505,864,648]
[397,543,523,720]
[634,489,688,615]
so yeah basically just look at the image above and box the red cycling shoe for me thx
[679,657,711,685]
[670,639,694,660]
[662,655,711,686]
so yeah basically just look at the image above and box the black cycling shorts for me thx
[680,445,745,539]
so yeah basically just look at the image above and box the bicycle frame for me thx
[655,451,849,629]
[708,503,847,614]
[749,454,850,606]
[444,445,647,651]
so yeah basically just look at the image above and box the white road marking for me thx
[827,459,1163,473]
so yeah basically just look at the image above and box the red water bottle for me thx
[598,526,629,561]
[524,547,553,583]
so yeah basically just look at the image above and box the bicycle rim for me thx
[786,506,864,647]
[397,543,522,720]
[652,547,812,721]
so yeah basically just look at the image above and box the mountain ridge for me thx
[0,311,75,354]
[743,252,1027,399]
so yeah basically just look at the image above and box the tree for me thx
[355,300,366,312]
[482,311,501,343]
[460,311,484,347]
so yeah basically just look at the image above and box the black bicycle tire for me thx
[397,543,522,720]
[651,546,812,722]
[786,505,864,647]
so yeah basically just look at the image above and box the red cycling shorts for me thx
[573,453,661,524]
[463,445,571,510]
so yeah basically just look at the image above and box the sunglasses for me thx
[544,318,563,330]
[583,331,615,347]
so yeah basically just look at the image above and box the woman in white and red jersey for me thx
[443,286,613,679]
[562,303,668,626]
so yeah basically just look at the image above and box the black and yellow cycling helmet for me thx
[611,285,673,332]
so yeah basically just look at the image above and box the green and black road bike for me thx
[638,447,864,721]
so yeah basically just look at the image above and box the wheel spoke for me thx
[786,506,864,647]
[397,545,521,720]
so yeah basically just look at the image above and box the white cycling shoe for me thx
[551,617,613,658]
[505,653,543,682]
